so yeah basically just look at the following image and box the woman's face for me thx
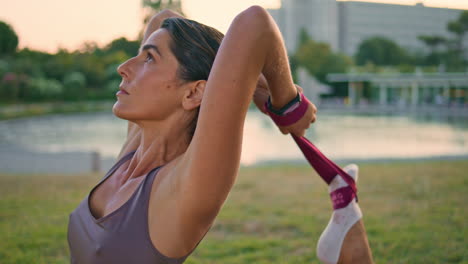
[113,29,185,122]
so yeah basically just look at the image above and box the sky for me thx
[0,0,467,53]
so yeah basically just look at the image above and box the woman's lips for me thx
[116,88,129,96]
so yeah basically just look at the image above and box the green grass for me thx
[0,160,467,263]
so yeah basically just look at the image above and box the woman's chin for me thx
[112,101,131,120]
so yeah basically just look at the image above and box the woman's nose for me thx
[117,60,131,79]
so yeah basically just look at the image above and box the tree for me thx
[297,27,311,50]
[416,11,468,70]
[355,36,409,66]
[104,37,140,57]
[294,33,351,82]
[418,35,446,53]
[63,71,87,100]
[417,35,446,65]
[447,11,468,53]
[316,53,351,82]
[142,0,182,12]
[446,10,468,68]
[0,21,19,56]
[296,41,331,74]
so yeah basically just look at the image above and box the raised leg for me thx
[337,219,373,264]
[317,164,374,264]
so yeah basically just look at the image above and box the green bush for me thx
[106,79,120,94]
[27,78,63,100]
[0,21,18,56]
[63,72,86,100]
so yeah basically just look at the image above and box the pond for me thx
[0,109,466,170]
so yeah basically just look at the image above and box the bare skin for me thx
[88,6,370,263]
[90,7,316,258]
[338,220,374,264]
[255,81,375,264]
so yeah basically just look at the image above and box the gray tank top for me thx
[67,150,192,264]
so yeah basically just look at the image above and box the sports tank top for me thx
[67,150,190,264]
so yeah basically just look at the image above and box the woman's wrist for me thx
[265,92,310,127]
[268,85,299,114]
[269,85,299,110]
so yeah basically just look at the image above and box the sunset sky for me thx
[0,0,467,53]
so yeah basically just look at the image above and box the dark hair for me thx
[161,18,224,141]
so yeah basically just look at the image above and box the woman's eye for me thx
[144,52,154,62]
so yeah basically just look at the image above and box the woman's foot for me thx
[316,164,363,264]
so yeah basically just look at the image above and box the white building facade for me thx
[269,0,339,51]
[268,0,466,56]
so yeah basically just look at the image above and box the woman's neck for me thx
[121,118,191,183]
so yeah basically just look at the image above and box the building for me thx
[326,72,468,110]
[338,2,464,56]
[268,0,466,56]
[269,0,339,51]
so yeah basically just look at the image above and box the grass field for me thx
[0,160,467,263]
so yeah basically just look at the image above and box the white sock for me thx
[316,164,363,264]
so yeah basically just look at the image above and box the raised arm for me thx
[141,10,185,46]
[116,9,184,160]
[178,5,316,228]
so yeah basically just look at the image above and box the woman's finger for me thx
[279,126,288,135]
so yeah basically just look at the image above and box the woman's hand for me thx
[142,9,185,45]
[253,75,317,137]
[276,95,317,137]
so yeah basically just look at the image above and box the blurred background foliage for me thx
[0,33,139,102]
[0,5,466,103]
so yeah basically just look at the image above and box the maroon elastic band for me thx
[264,93,358,208]
[291,135,357,194]
[330,186,356,210]
[264,93,310,127]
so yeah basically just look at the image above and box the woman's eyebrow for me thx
[140,44,162,58]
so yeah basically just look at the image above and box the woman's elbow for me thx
[233,5,275,34]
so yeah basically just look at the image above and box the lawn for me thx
[0,160,467,263]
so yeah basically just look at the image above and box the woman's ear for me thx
[182,80,205,110]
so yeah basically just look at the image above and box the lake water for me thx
[0,110,467,168]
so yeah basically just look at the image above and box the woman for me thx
[67,6,372,263]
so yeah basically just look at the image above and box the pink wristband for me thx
[264,93,309,127]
